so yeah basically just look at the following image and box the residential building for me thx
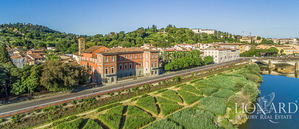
[191,28,215,34]
[9,49,27,68]
[195,43,212,50]
[79,46,160,84]
[203,48,239,63]
[216,43,252,53]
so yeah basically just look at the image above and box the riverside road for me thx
[0,58,248,118]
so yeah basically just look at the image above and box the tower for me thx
[78,38,85,55]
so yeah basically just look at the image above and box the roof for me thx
[84,46,107,53]
[28,53,43,59]
[98,47,158,55]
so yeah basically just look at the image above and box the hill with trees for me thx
[0,23,243,54]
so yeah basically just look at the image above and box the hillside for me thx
[0,23,242,54]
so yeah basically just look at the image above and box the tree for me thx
[204,56,214,65]
[40,61,89,91]
[0,65,9,101]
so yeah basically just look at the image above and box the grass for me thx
[97,102,121,112]
[123,106,154,129]
[136,96,159,115]
[144,119,183,129]
[83,119,103,129]
[156,97,183,115]
[98,105,124,129]
[200,87,218,96]
[177,90,202,104]
[54,118,84,129]
[52,115,78,126]
[212,89,235,99]
[196,96,227,115]
[161,90,183,103]
[180,85,202,95]
[168,108,219,129]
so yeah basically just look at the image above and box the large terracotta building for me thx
[78,42,160,84]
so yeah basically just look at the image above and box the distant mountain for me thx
[0,23,242,54]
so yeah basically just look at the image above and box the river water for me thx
[239,75,299,129]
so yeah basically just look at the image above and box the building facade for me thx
[203,48,239,64]
[79,47,160,84]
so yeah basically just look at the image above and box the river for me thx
[240,74,299,129]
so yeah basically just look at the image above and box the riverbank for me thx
[261,70,299,78]
[240,75,299,129]
[34,64,262,129]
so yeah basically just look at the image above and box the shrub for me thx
[123,106,154,129]
[220,118,235,129]
[144,119,183,129]
[0,119,4,123]
[71,100,77,105]
[98,105,124,129]
[10,114,24,123]
[177,90,202,105]
[168,108,218,129]
[55,118,84,129]
[136,96,158,115]
[156,97,183,115]
[83,119,103,129]
[161,90,182,103]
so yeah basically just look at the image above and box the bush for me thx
[161,90,182,103]
[0,119,4,123]
[83,119,103,129]
[144,119,183,129]
[177,90,202,105]
[123,106,154,129]
[168,108,218,129]
[220,118,235,129]
[98,105,124,129]
[10,114,24,123]
[55,118,84,129]
[136,96,158,115]
[156,97,183,115]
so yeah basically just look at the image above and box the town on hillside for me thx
[5,28,299,85]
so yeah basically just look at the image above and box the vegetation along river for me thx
[240,75,299,129]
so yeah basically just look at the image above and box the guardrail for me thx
[0,58,249,118]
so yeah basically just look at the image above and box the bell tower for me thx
[78,38,85,55]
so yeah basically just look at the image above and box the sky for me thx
[0,0,299,38]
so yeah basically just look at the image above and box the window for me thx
[111,67,114,73]
[155,54,158,58]
[139,54,141,58]
[146,62,148,68]
[130,54,132,59]
[111,56,114,62]
[129,63,132,69]
[119,64,122,70]
[135,54,137,59]
[105,67,108,74]
[155,62,157,67]
[105,56,108,62]
[146,54,148,58]
[151,62,153,67]
[151,54,153,58]
[139,63,142,67]
[124,63,127,69]
[120,56,123,61]
[125,55,127,60]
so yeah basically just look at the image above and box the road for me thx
[0,59,248,118]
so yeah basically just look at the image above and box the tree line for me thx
[240,47,279,57]
[162,50,213,71]
[0,23,244,54]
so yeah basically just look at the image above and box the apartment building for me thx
[79,47,160,84]
[203,48,240,64]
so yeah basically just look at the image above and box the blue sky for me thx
[0,0,299,38]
